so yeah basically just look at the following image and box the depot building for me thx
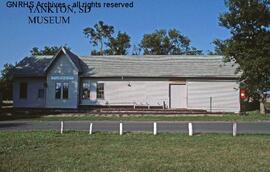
[12,48,241,112]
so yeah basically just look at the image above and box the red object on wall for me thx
[240,89,247,100]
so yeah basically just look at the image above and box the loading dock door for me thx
[170,84,187,108]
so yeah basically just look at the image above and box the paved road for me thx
[1,121,270,134]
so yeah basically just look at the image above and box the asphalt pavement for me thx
[1,121,270,134]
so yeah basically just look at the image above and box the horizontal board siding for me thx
[13,79,46,108]
[187,80,240,112]
[105,81,169,106]
[80,79,169,107]
[80,79,240,113]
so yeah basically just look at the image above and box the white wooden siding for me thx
[187,80,240,112]
[80,78,240,113]
[81,79,169,107]
[105,81,168,106]
[13,79,46,108]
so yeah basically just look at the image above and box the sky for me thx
[0,0,231,70]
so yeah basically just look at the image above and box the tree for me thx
[0,63,15,100]
[218,0,270,114]
[139,29,202,55]
[31,46,70,56]
[83,21,114,55]
[207,39,226,55]
[106,32,131,55]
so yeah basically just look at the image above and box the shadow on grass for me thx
[0,108,66,121]
[0,122,25,128]
[0,112,45,121]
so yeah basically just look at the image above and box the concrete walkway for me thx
[1,121,270,134]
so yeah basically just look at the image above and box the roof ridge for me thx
[34,55,54,59]
[79,55,224,60]
[32,54,224,60]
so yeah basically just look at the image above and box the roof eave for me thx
[79,75,240,79]
[44,47,79,73]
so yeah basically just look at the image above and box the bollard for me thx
[60,121,64,134]
[188,123,193,136]
[233,122,237,136]
[119,122,123,135]
[89,123,93,135]
[209,97,212,112]
[153,122,157,135]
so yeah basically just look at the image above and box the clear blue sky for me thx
[0,0,230,69]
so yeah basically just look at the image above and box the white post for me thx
[209,97,212,112]
[89,123,93,135]
[188,123,193,136]
[60,121,64,134]
[153,122,157,135]
[119,122,123,135]
[233,122,237,136]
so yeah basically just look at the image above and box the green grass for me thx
[1,111,270,121]
[1,131,270,172]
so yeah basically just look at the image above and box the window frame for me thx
[62,82,69,100]
[82,82,91,99]
[55,82,62,99]
[96,83,104,99]
[19,82,28,99]
[37,88,45,99]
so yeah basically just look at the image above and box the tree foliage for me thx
[83,22,203,56]
[218,0,270,114]
[31,46,70,56]
[207,39,226,55]
[84,21,132,55]
[106,32,131,55]
[0,63,15,100]
[140,29,202,55]
[83,21,114,55]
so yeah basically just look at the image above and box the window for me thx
[55,82,69,99]
[97,83,104,99]
[82,82,90,99]
[55,83,61,99]
[38,89,44,98]
[19,82,27,99]
[63,83,69,99]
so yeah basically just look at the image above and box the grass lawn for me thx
[1,111,270,122]
[1,132,270,172]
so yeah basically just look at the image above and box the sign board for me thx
[50,76,74,81]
